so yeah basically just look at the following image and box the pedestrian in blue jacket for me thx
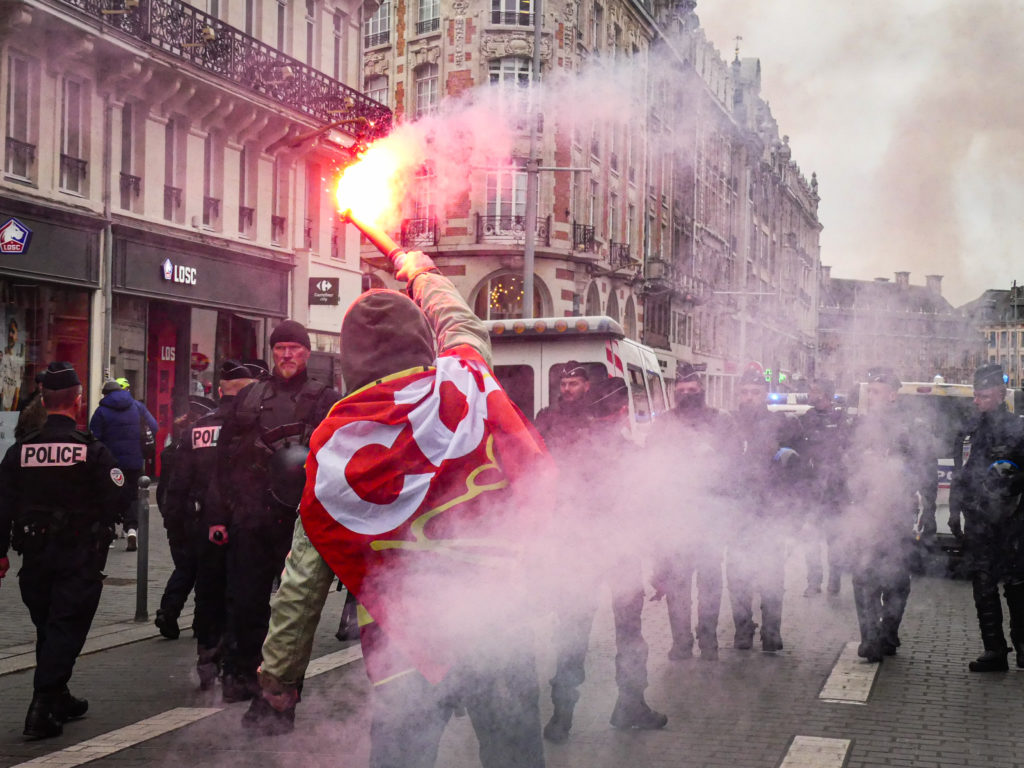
[89,380,158,551]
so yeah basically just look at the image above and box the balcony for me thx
[609,241,635,273]
[203,196,220,226]
[401,217,440,248]
[475,213,550,246]
[364,30,390,47]
[5,137,35,178]
[271,214,287,242]
[572,222,595,253]
[238,205,254,235]
[54,0,391,139]
[119,172,141,208]
[59,154,87,194]
[415,17,440,34]
[163,185,182,219]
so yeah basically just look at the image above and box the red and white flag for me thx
[300,345,551,683]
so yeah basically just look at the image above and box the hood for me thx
[100,389,136,411]
[341,289,434,392]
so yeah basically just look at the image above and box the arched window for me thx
[606,289,619,323]
[584,282,601,315]
[623,296,637,339]
[472,271,548,319]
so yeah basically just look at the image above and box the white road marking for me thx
[10,708,220,767]
[305,643,364,677]
[779,736,852,767]
[819,640,881,704]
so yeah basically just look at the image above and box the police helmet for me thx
[268,443,311,509]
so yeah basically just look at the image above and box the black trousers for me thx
[851,537,912,648]
[658,538,723,653]
[159,521,203,619]
[221,519,293,681]
[19,541,107,694]
[120,468,142,531]
[193,535,227,652]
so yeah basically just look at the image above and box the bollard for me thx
[134,476,151,622]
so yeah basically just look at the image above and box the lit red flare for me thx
[335,139,406,233]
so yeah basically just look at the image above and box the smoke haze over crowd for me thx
[698,0,1024,305]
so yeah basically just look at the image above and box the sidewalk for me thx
[0,495,187,670]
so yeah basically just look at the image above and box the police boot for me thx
[155,609,180,640]
[241,694,295,736]
[733,619,756,650]
[1003,581,1024,669]
[970,579,1008,672]
[969,649,1009,672]
[51,687,88,722]
[696,624,719,661]
[24,693,62,740]
[609,692,668,731]
[543,698,576,744]
[197,645,220,691]
[222,674,257,703]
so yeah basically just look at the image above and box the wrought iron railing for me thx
[239,205,254,233]
[415,17,440,34]
[572,222,595,252]
[364,30,390,47]
[53,0,391,139]
[5,137,35,178]
[59,154,87,193]
[475,213,550,246]
[490,10,534,25]
[609,241,634,272]
[400,217,439,247]
[119,172,141,208]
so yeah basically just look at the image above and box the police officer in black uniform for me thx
[949,363,1024,672]
[0,362,126,739]
[159,360,265,691]
[726,364,803,652]
[206,322,339,700]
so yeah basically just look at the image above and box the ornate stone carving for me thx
[410,44,441,67]
[480,30,553,60]
[364,52,388,76]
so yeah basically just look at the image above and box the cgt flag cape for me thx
[300,345,551,683]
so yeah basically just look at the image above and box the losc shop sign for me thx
[0,217,32,254]
[161,258,198,286]
[309,277,339,305]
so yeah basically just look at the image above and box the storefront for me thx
[110,224,291,468]
[0,198,103,453]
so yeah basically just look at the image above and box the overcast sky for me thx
[695,0,1024,307]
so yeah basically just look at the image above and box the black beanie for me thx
[270,319,311,350]
[341,290,435,392]
[41,361,81,391]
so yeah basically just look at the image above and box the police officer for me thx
[206,323,339,700]
[536,362,666,743]
[845,367,936,663]
[949,363,1024,672]
[798,379,850,596]
[0,362,126,739]
[157,361,262,681]
[649,362,731,661]
[726,364,803,652]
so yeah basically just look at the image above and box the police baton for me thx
[134,476,151,622]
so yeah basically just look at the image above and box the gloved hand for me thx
[948,516,963,541]
[393,250,438,284]
[209,525,229,545]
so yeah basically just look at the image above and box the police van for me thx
[853,377,1020,576]
[483,315,670,443]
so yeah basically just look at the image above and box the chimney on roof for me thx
[895,271,910,289]
[926,274,943,296]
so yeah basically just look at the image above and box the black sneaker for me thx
[155,610,180,640]
[969,650,1009,672]
[24,694,62,740]
[51,688,88,722]
[610,697,668,731]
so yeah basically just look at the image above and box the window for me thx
[333,11,347,80]
[60,78,85,194]
[488,56,532,128]
[491,0,531,26]
[305,161,321,251]
[417,0,440,33]
[364,0,390,47]
[413,64,438,118]
[5,54,35,180]
[592,3,603,52]
[119,103,140,210]
[202,133,221,229]
[277,0,287,52]
[271,158,287,243]
[472,273,544,320]
[238,145,255,236]
[486,169,527,221]
[365,75,388,106]
[305,0,317,65]
[163,119,180,220]
[589,180,598,228]
[609,192,618,242]
[245,0,254,35]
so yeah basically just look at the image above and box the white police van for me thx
[483,315,670,443]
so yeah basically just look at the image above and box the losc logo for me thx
[0,217,32,254]
[161,258,198,285]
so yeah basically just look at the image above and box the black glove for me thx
[948,516,963,541]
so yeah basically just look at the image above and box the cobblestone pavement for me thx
[3,538,1024,768]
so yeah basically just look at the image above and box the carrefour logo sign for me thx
[161,258,197,285]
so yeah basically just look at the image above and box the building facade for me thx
[816,270,981,392]
[359,0,820,407]
[0,0,389,455]
[960,282,1024,388]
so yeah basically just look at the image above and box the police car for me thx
[483,315,670,443]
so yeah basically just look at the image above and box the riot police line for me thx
[2,274,1022,768]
